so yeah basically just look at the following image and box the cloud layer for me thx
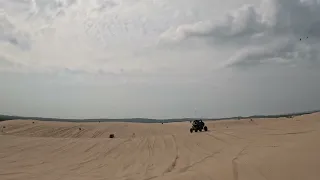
[1,0,320,75]
[160,0,320,68]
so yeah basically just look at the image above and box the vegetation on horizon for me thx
[0,110,318,123]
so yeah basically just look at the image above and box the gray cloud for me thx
[0,55,15,67]
[263,0,320,37]
[0,14,31,50]
[159,4,266,44]
[161,0,320,41]
[160,0,320,68]
[0,54,27,73]
[224,38,320,68]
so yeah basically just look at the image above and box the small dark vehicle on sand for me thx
[190,119,208,133]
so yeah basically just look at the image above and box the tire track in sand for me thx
[232,144,251,180]
[163,135,179,174]
[179,147,224,173]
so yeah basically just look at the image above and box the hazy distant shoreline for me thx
[1,110,318,123]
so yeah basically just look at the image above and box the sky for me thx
[1,0,320,119]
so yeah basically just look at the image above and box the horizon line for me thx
[1,109,319,122]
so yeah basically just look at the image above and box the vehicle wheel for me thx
[195,129,198,132]
[204,126,208,131]
[199,128,202,132]
[190,128,193,133]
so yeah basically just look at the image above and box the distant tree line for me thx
[0,110,318,123]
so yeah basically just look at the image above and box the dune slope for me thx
[1,113,320,180]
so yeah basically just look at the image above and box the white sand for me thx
[1,113,320,180]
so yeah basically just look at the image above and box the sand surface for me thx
[1,113,320,180]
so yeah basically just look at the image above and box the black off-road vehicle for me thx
[190,119,208,133]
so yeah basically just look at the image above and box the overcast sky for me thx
[1,0,320,119]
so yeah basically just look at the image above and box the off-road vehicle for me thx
[190,119,208,133]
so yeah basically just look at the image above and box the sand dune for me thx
[1,113,320,180]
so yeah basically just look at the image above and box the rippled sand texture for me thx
[1,113,320,180]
